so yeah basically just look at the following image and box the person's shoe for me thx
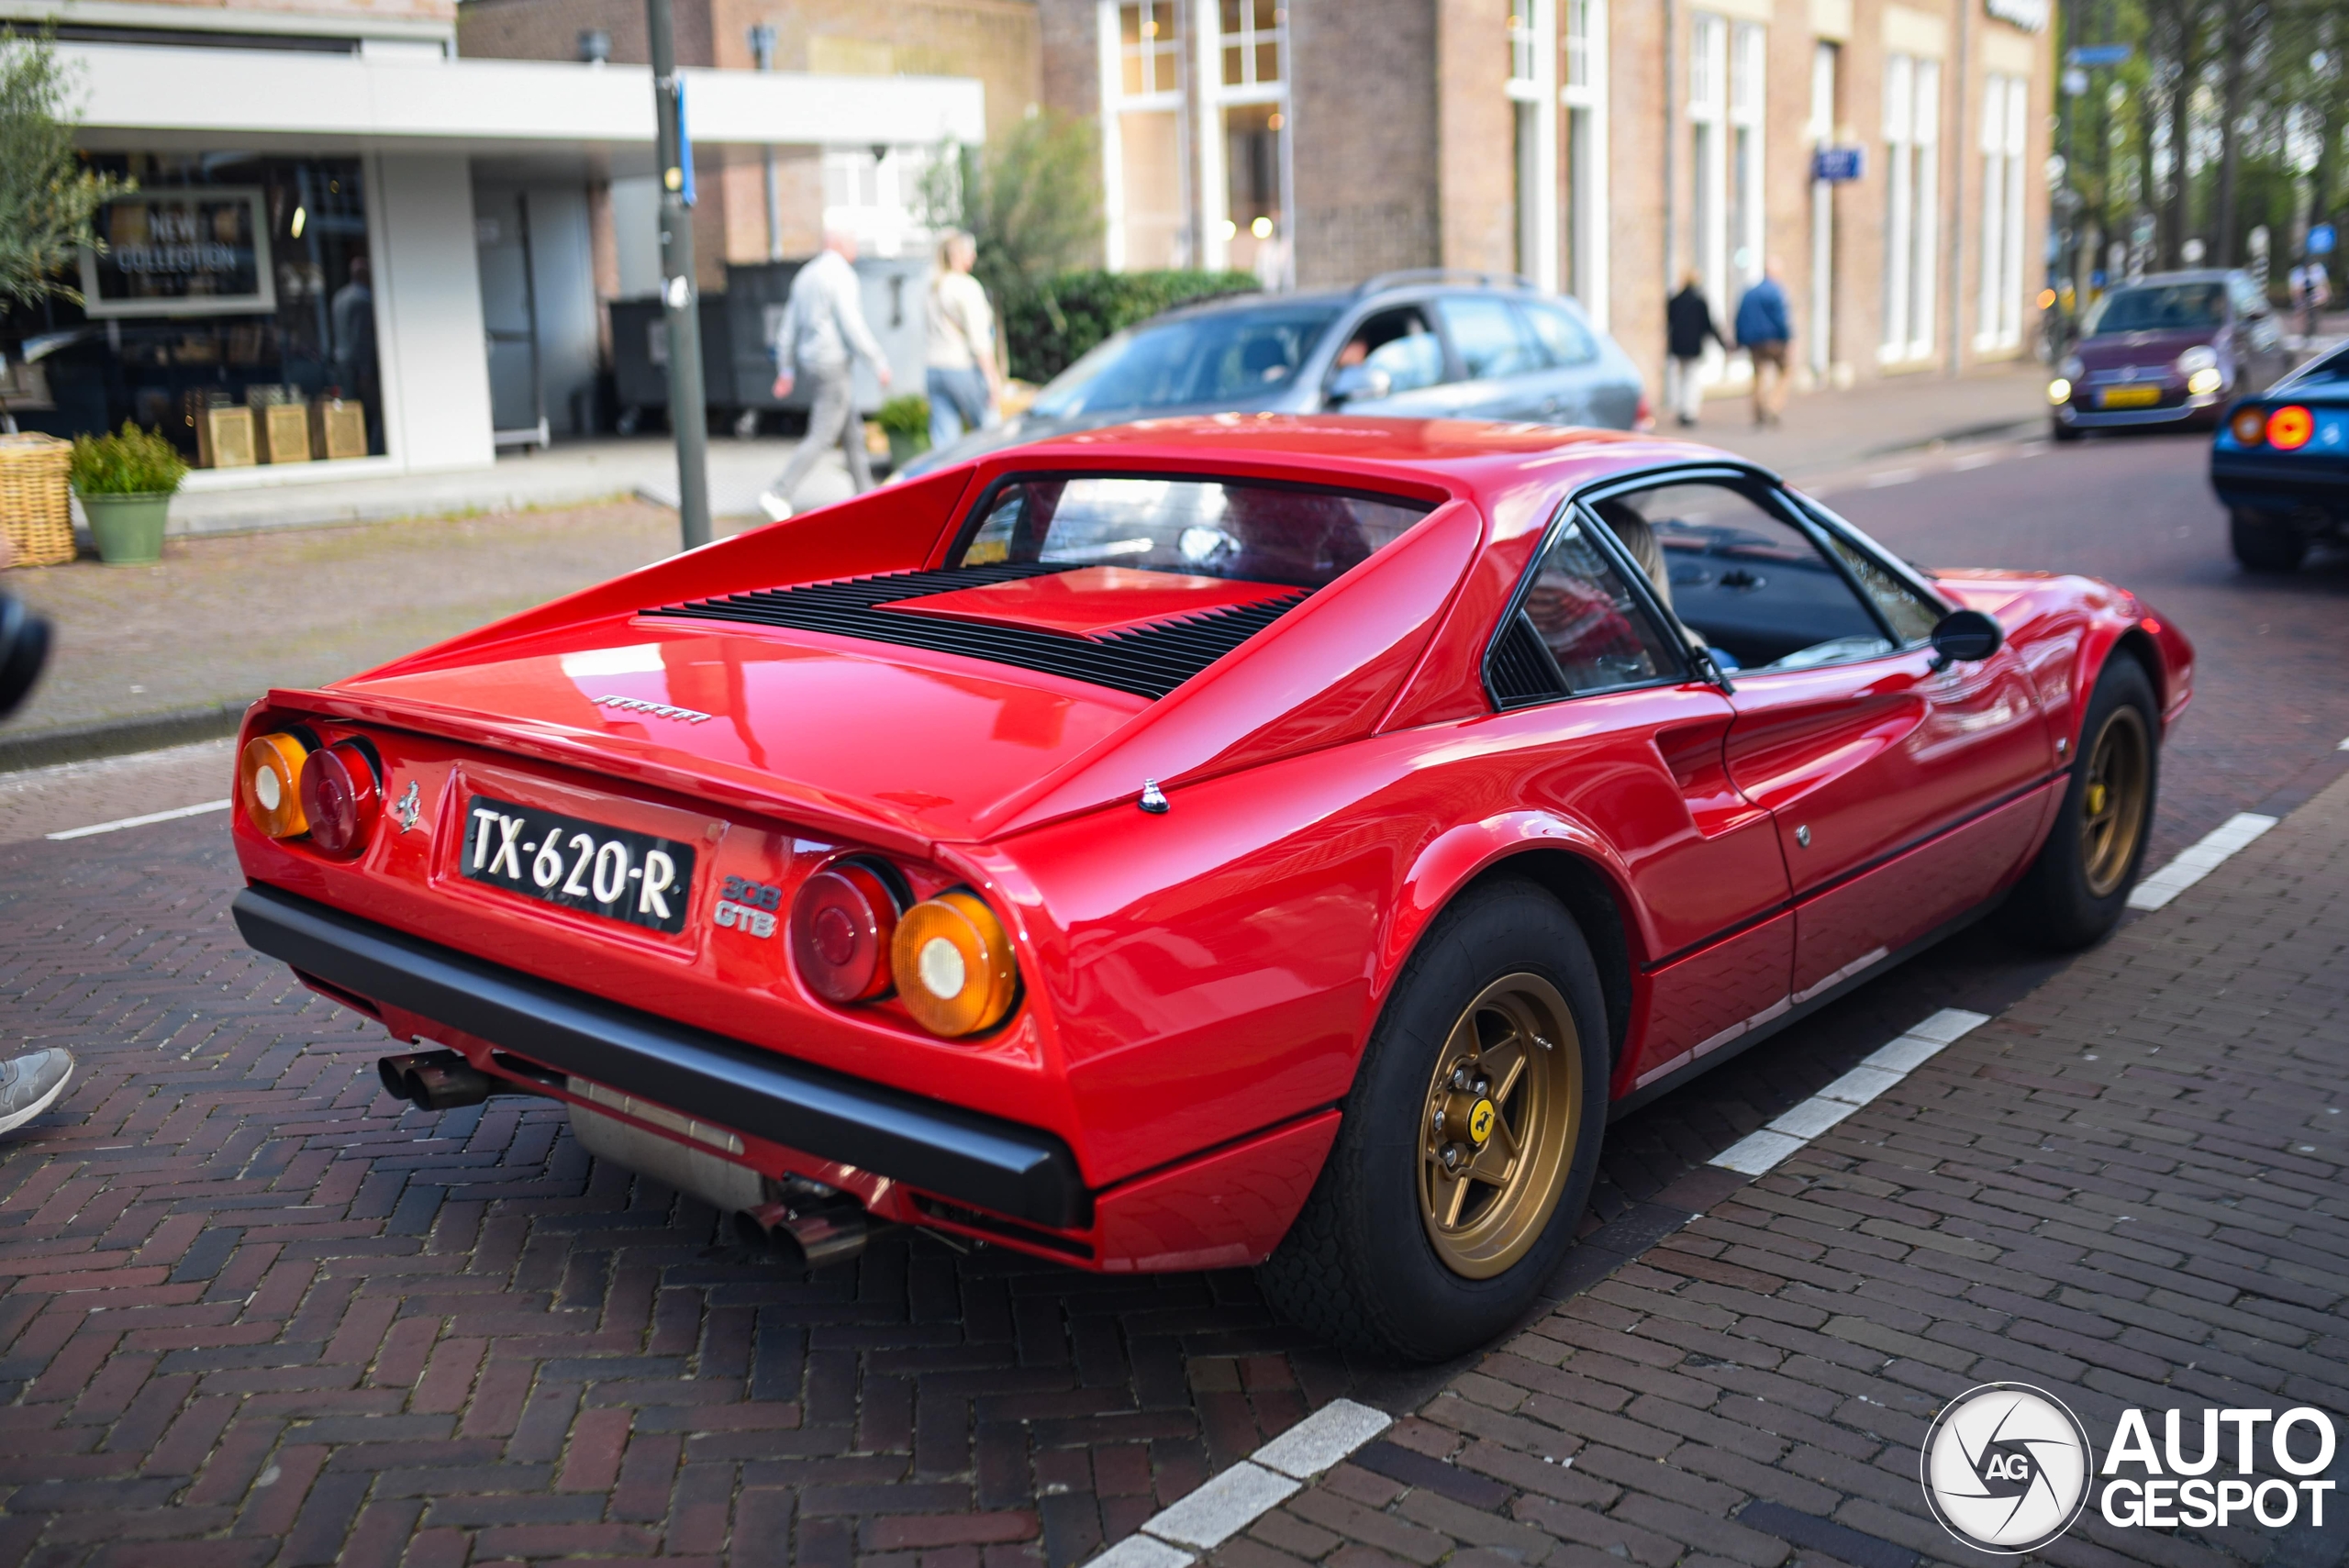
[0,1048,73,1136]
[757,491,794,523]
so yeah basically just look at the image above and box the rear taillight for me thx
[241,732,310,839]
[890,890,1019,1037]
[299,741,381,860]
[2231,406,2267,446]
[791,862,901,1002]
[2268,405,2314,450]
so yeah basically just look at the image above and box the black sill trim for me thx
[1640,766,2068,974]
[234,884,1089,1229]
[1609,895,1997,1122]
[643,563,1308,702]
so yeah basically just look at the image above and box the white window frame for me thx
[819,144,937,260]
[1689,13,1733,384]
[1809,39,1836,378]
[1880,51,1939,363]
[1728,20,1765,292]
[1098,1,1190,272]
[1508,0,1560,294]
[1196,0,1291,278]
[1975,72,2027,350]
[1563,0,1609,326]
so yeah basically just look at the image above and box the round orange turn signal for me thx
[2267,405,2315,450]
[2229,406,2268,447]
[889,890,1019,1037]
[240,732,310,839]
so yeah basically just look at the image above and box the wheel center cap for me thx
[1466,1098,1497,1145]
[2087,783,2108,815]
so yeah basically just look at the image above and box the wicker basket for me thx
[0,434,75,568]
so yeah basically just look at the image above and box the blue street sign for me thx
[2311,224,2336,256]
[676,79,696,207]
[1812,146,1865,183]
[2067,44,2132,67]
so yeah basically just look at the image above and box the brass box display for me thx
[310,399,366,461]
[197,405,256,469]
[260,403,311,464]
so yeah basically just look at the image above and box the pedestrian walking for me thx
[925,230,1002,452]
[759,227,892,523]
[1734,259,1793,428]
[1664,272,1723,428]
[2290,260,2332,343]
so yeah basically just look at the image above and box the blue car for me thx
[2210,340,2349,571]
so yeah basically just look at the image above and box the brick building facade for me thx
[1041,0,2052,398]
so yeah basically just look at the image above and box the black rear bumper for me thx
[232,884,1087,1229]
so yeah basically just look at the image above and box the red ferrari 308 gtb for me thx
[231,418,2190,1360]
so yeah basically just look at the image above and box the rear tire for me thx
[2008,656,2159,951]
[2231,509,2308,573]
[1258,879,1609,1362]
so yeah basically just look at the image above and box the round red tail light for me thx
[2267,405,2315,450]
[298,741,381,861]
[791,862,901,1002]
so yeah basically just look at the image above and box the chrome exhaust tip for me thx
[737,1193,869,1266]
[376,1050,543,1111]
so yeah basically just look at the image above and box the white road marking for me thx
[2337,737,2349,751]
[1865,467,1920,487]
[1709,1007,1992,1177]
[1091,1398,1392,1565]
[2125,812,2279,911]
[46,799,233,840]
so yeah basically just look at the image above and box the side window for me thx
[1520,299,1598,368]
[1813,528,1943,645]
[1337,306,1444,394]
[1514,516,1682,694]
[1601,482,1896,673]
[1434,295,1541,379]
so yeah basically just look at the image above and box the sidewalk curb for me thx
[0,700,251,775]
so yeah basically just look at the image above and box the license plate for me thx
[2099,385,2161,409]
[460,795,696,934]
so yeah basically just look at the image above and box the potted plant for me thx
[70,422,186,566]
[873,394,930,471]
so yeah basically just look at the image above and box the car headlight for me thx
[2176,345,2219,375]
[2047,378,2072,406]
[2187,367,2223,396]
[2060,355,2085,381]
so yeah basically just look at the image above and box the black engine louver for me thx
[643,565,1309,701]
[1486,612,1568,708]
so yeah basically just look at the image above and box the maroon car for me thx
[2049,269,2293,440]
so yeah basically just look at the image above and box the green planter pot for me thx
[885,430,928,471]
[79,491,173,565]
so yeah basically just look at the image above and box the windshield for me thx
[959,476,1431,590]
[2084,283,2225,336]
[1029,304,1341,418]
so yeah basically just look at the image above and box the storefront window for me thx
[4,152,383,465]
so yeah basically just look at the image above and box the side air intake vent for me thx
[1486,612,1568,708]
[644,565,1308,701]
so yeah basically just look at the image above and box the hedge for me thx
[1000,269,1262,384]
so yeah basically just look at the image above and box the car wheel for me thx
[2008,655,2159,950]
[2230,509,2308,573]
[2051,418,2083,443]
[1259,879,1609,1362]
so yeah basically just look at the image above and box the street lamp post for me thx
[647,0,712,552]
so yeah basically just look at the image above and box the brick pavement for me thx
[1202,772,2349,1568]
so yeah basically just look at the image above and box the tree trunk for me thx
[2211,6,2254,266]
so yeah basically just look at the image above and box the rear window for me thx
[2288,343,2349,388]
[959,477,1433,590]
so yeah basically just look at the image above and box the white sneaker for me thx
[757,491,794,522]
[0,1048,72,1136]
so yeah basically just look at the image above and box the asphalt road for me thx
[0,426,2342,1564]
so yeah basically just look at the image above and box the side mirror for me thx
[1928,607,2003,673]
[1326,363,1392,407]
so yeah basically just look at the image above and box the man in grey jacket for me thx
[759,227,893,521]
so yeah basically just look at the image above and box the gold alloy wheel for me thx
[2080,705,2152,899]
[1418,973,1582,1280]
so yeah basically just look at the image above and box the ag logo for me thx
[1920,1383,2095,1553]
